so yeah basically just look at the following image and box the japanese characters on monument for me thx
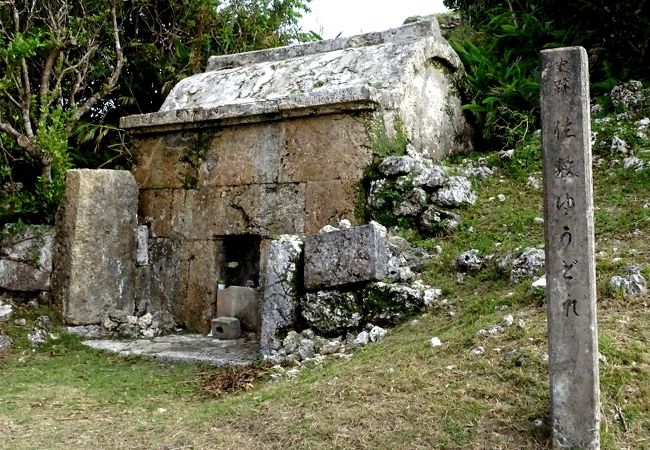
[540,47,600,449]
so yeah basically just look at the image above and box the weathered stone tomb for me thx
[55,19,469,341]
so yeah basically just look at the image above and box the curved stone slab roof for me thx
[121,19,462,132]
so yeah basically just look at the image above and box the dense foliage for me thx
[444,0,649,149]
[0,0,310,225]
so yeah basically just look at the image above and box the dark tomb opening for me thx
[221,234,261,287]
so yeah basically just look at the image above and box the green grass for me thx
[1,101,649,449]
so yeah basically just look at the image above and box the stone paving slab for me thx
[82,334,259,366]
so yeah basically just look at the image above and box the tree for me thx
[0,0,124,221]
[0,0,311,224]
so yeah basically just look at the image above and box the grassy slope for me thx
[1,109,649,449]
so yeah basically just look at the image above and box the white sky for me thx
[299,0,449,39]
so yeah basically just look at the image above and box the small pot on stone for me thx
[217,280,226,290]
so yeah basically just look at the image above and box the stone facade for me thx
[114,19,468,334]
[133,113,369,239]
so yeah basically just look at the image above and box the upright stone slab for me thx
[258,235,303,355]
[303,222,388,290]
[52,169,138,325]
[540,47,600,449]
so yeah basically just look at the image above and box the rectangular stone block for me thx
[135,238,181,319]
[199,122,281,187]
[171,184,305,239]
[138,189,174,238]
[52,169,138,325]
[279,113,372,183]
[178,239,220,333]
[132,132,210,190]
[216,286,259,332]
[304,180,359,234]
[303,222,387,290]
[211,317,241,340]
[134,125,284,191]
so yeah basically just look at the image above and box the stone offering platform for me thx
[82,334,259,366]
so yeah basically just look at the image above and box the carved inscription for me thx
[555,157,578,178]
[541,47,599,449]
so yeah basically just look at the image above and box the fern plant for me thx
[449,6,569,149]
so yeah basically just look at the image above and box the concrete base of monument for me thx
[81,333,259,366]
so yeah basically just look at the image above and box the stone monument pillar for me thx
[540,46,600,449]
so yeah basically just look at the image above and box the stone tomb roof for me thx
[120,19,462,133]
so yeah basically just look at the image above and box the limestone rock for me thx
[379,156,419,176]
[338,219,353,229]
[367,179,389,209]
[0,225,54,292]
[0,335,12,354]
[432,176,476,207]
[304,222,388,290]
[531,274,547,296]
[319,338,343,355]
[609,266,647,296]
[527,175,542,190]
[499,149,515,160]
[319,225,339,234]
[413,165,447,189]
[496,253,514,274]
[456,249,482,272]
[623,156,644,171]
[65,325,106,338]
[354,330,370,347]
[510,247,545,284]
[362,282,426,325]
[259,235,303,355]
[393,187,427,217]
[52,169,138,325]
[610,136,628,154]
[297,339,315,360]
[464,165,494,180]
[135,238,181,323]
[368,326,387,342]
[282,330,301,354]
[423,288,443,307]
[301,290,362,335]
[0,301,12,322]
[419,207,460,234]
[27,328,55,347]
[610,80,644,110]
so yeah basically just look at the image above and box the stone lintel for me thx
[120,88,380,134]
